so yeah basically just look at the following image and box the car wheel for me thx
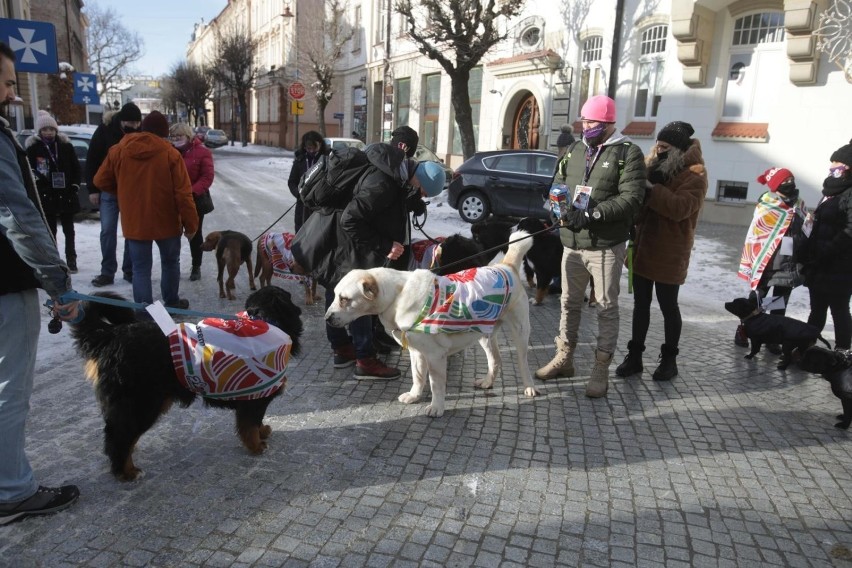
[459,191,490,223]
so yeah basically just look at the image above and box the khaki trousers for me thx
[559,243,627,354]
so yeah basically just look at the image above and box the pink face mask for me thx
[830,165,849,178]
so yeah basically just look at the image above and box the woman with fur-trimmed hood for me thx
[25,111,82,272]
[615,121,708,382]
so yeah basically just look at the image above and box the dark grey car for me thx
[447,149,557,223]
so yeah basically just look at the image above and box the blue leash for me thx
[56,291,241,321]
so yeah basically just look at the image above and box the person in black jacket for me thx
[87,102,140,287]
[556,123,575,158]
[25,111,81,272]
[800,141,852,350]
[287,131,327,233]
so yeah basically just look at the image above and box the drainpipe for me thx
[607,0,625,99]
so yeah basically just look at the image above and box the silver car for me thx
[204,129,229,148]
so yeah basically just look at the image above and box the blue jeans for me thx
[0,290,40,503]
[98,192,131,278]
[324,287,374,359]
[127,236,182,305]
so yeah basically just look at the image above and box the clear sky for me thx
[98,1,226,77]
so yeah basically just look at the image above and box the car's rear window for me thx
[209,130,225,136]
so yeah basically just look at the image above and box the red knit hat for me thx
[757,167,794,192]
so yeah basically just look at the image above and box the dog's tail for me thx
[818,335,833,350]
[254,243,263,278]
[69,292,139,359]
[500,230,534,274]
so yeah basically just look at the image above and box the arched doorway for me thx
[511,93,540,149]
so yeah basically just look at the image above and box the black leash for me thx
[252,202,297,242]
[412,209,443,244]
[428,226,553,274]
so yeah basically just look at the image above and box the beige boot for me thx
[535,338,576,380]
[586,349,613,398]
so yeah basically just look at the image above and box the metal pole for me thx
[27,73,37,124]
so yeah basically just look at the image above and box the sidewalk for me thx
[2,272,851,567]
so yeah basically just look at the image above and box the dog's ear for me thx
[361,275,379,301]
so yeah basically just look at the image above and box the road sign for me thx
[333,112,344,119]
[289,82,305,100]
[0,18,57,73]
[72,73,99,105]
[290,100,304,115]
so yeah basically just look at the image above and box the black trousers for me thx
[808,287,852,349]
[630,274,682,349]
[46,211,76,260]
[187,213,205,268]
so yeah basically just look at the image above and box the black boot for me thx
[652,344,679,381]
[615,340,644,377]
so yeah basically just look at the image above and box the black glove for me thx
[561,209,590,233]
[406,193,427,216]
[647,168,667,185]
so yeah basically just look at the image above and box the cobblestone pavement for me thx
[3,265,852,567]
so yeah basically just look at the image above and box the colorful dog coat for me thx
[410,237,445,270]
[262,232,312,284]
[169,313,293,400]
[407,266,513,335]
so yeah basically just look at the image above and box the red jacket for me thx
[182,136,214,196]
[94,132,199,240]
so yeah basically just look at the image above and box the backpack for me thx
[299,147,372,211]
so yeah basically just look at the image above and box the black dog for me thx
[724,297,829,370]
[71,286,303,481]
[434,218,515,275]
[517,217,562,305]
[797,346,852,429]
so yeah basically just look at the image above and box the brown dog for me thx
[254,232,317,305]
[201,230,257,300]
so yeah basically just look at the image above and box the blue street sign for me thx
[333,112,344,119]
[0,18,57,73]
[72,73,99,105]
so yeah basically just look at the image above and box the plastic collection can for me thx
[549,184,569,218]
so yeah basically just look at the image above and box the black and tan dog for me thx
[798,346,852,429]
[71,287,303,481]
[724,296,829,370]
[434,218,516,275]
[201,230,257,300]
[517,217,562,305]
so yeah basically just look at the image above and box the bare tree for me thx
[167,61,213,126]
[209,26,258,147]
[300,0,354,135]
[85,2,144,96]
[397,0,525,159]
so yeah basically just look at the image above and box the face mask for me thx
[582,123,607,144]
[40,133,55,143]
[122,126,139,134]
[171,140,188,150]
[656,151,669,162]
[830,165,849,178]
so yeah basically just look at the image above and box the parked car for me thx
[204,129,229,148]
[447,149,557,223]
[323,137,366,151]
[194,125,211,138]
[16,126,96,213]
[413,144,453,189]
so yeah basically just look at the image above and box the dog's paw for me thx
[250,284,257,291]
[219,292,226,299]
[744,354,755,360]
[524,387,540,397]
[424,404,445,417]
[529,297,542,306]
[474,377,495,389]
[834,420,851,429]
[398,392,421,405]
[777,362,790,370]
[117,467,143,482]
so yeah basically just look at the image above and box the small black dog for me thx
[517,217,562,305]
[71,286,303,481]
[797,346,852,429]
[434,218,515,275]
[724,296,829,370]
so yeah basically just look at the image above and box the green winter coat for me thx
[554,133,646,250]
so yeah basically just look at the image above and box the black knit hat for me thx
[118,102,142,122]
[830,139,852,167]
[390,125,419,157]
[141,110,169,138]
[657,121,695,152]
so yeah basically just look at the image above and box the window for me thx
[717,180,748,203]
[374,1,387,45]
[520,26,541,48]
[451,67,482,155]
[723,12,785,121]
[395,78,410,128]
[579,36,604,113]
[352,5,362,51]
[484,154,528,173]
[533,155,557,176]
[634,25,667,118]
[421,74,441,151]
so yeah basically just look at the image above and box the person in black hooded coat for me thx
[799,140,852,350]
[287,131,327,232]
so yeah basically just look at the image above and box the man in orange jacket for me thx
[94,111,199,309]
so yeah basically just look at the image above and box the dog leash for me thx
[57,291,242,320]
[429,226,553,274]
[252,202,297,242]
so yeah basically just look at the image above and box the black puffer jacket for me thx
[25,133,82,215]
[798,177,852,293]
[86,111,124,193]
[292,143,408,288]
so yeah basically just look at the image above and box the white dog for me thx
[326,231,539,417]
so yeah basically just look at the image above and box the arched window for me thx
[579,36,604,113]
[634,24,668,118]
[723,12,785,120]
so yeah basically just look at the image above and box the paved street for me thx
[3,268,852,567]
